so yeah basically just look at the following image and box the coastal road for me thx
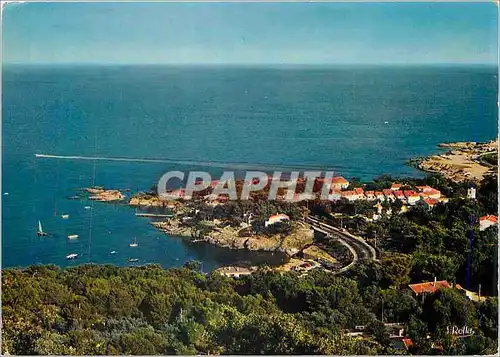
[306,216,378,273]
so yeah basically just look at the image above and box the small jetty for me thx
[135,213,174,218]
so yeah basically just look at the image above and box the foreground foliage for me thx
[2,264,497,355]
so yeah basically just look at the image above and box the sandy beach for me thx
[415,140,497,182]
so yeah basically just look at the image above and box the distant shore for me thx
[410,139,497,182]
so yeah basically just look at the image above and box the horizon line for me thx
[4,62,498,67]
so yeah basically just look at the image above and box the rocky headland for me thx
[412,140,497,182]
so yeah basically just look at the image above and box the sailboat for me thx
[37,221,48,236]
[129,237,138,247]
[68,234,79,239]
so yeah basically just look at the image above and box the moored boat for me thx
[37,221,48,236]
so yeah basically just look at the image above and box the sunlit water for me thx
[3,65,497,269]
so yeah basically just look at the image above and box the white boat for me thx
[129,237,138,247]
[37,221,48,236]
[128,258,139,262]
[68,234,79,239]
[110,250,117,254]
[61,214,69,219]
[84,206,91,210]
[66,253,78,260]
[3,192,8,196]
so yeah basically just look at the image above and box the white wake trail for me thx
[34,153,332,171]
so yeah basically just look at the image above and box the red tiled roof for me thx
[402,338,413,350]
[424,198,439,206]
[268,213,290,221]
[383,189,394,195]
[210,180,219,188]
[416,185,440,194]
[354,187,364,194]
[168,189,185,198]
[416,185,431,192]
[391,183,402,190]
[480,215,498,223]
[332,176,349,184]
[426,188,441,195]
[394,190,406,197]
[403,190,419,198]
[409,280,450,294]
[374,191,384,196]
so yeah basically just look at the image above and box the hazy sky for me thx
[3,2,498,65]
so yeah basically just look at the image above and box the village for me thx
[159,175,450,207]
[79,171,498,283]
[341,278,486,353]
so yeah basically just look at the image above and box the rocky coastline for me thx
[411,140,497,182]
[151,217,314,256]
[84,187,125,202]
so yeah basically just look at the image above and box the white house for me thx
[479,215,498,231]
[403,190,421,205]
[393,190,407,204]
[390,183,402,191]
[374,191,386,201]
[416,186,441,199]
[383,189,396,202]
[341,190,363,201]
[331,176,350,190]
[467,188,476,200]
[364,191,376,200]
[265,214,290,227]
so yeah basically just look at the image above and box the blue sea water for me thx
[2,65,498,269]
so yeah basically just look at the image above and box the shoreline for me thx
[150,218,314,256]
[77,138,497,273]
[410,139,497,183]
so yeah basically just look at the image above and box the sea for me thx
[2,64,498,270]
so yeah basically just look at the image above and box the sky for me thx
[2,2,498,65]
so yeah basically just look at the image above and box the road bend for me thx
[306,216,378,274]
